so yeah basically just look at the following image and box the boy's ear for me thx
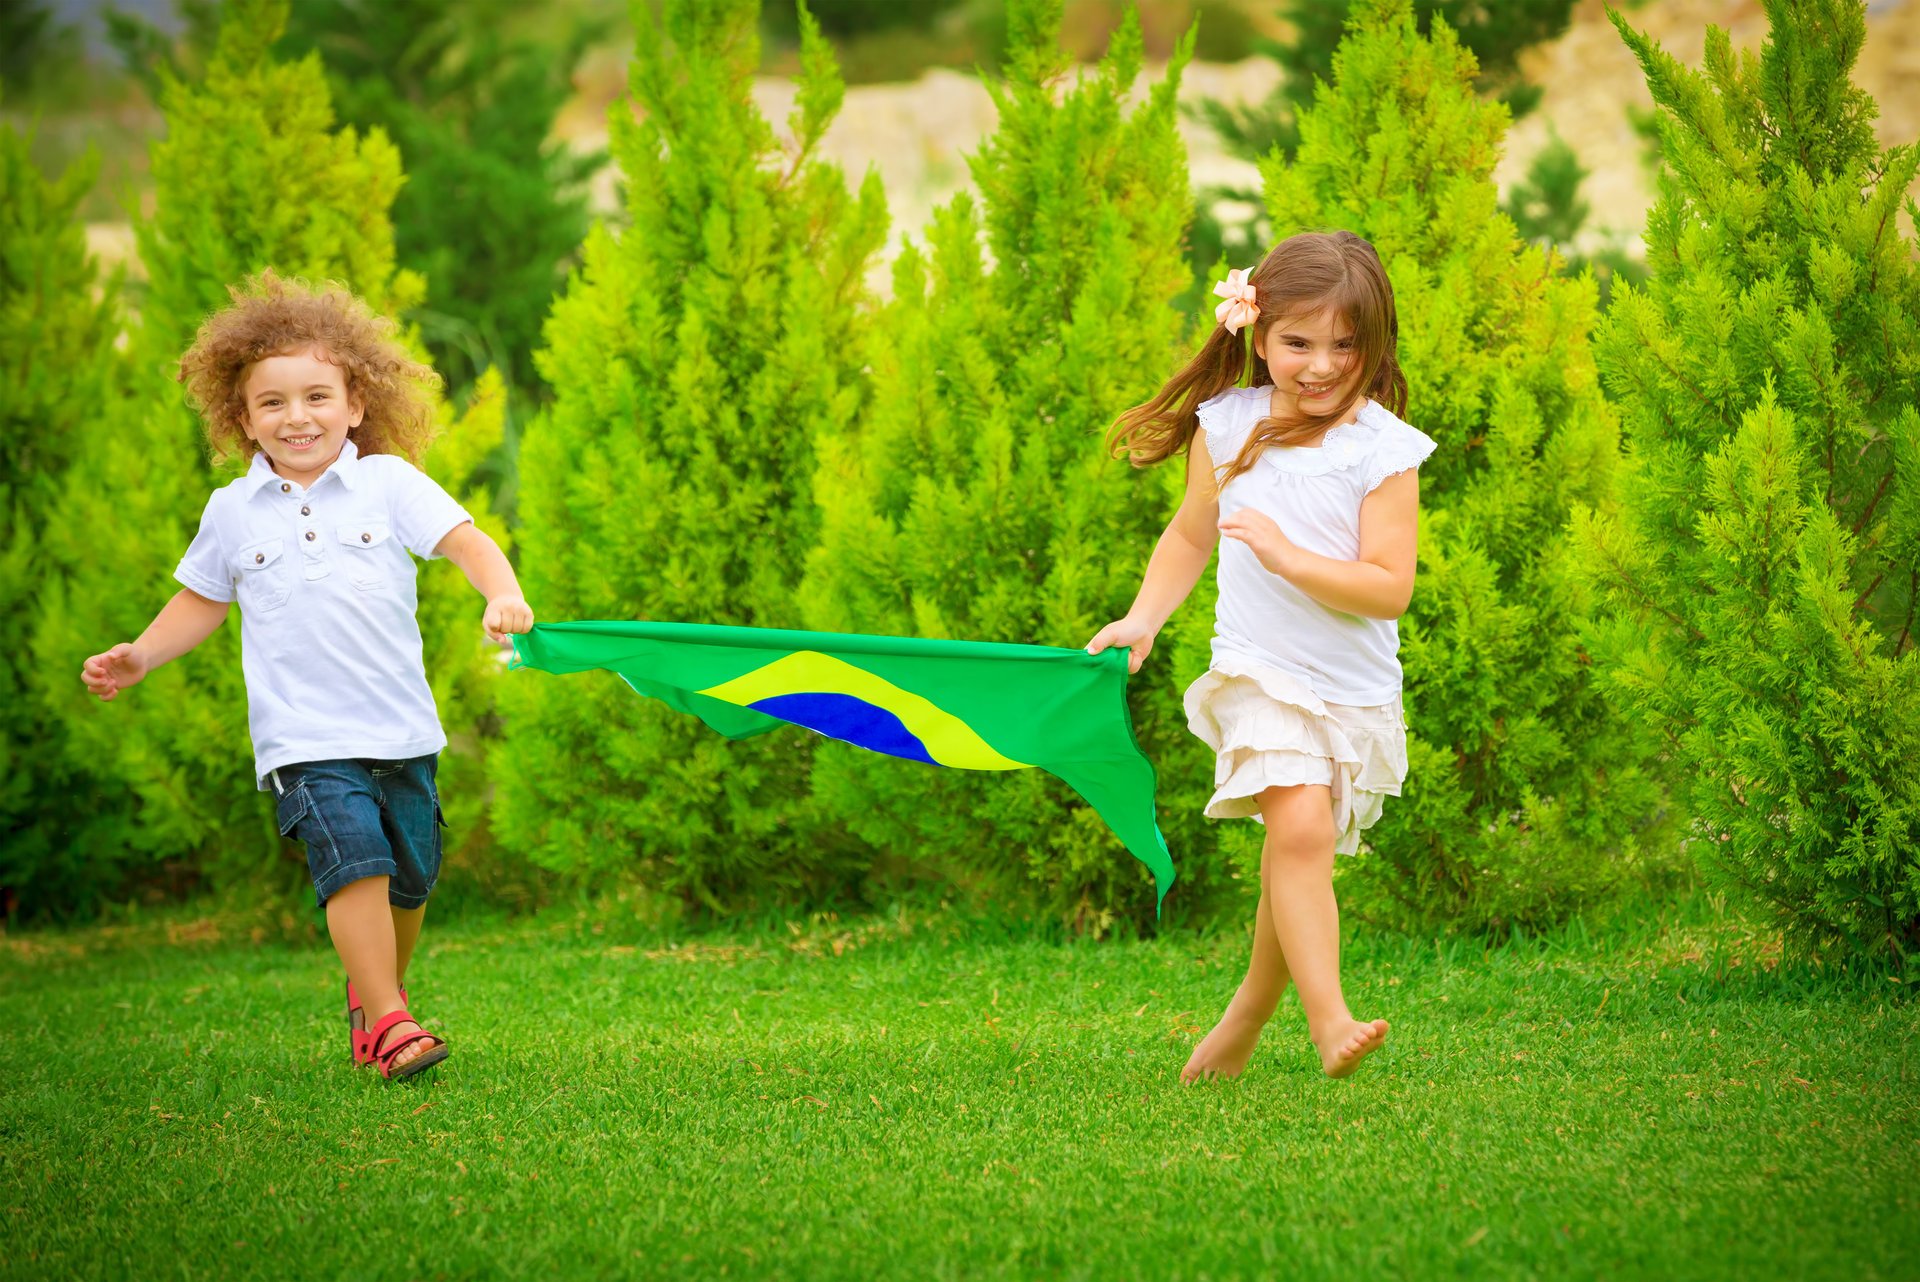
[348,390,365,429]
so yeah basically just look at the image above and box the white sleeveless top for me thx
[1199,386,1437,705]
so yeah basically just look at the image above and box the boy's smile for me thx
[241,346,363,488]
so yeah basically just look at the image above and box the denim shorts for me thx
[270,755,446,909]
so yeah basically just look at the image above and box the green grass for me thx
[2,895,1914,1280]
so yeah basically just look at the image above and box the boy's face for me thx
[240,346,364,486]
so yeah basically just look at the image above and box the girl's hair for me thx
[177,270,440,465]
[1108,230,1407,486]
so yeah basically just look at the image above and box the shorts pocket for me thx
[275,777,312,838]
[235,537,291,612]
[337,522,392,590]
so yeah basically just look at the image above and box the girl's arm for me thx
[434,521,536,643]
[80,588,230,701]
[1218,469,1419,619]
[1086,431,1223,674]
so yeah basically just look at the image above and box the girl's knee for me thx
[1257,788,1337,863]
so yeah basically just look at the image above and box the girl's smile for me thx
[1261,308,1360,417]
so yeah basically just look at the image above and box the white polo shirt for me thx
[174,439,472,786]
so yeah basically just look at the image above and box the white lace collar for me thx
[1255,396,1392,478]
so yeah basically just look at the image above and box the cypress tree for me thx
[0,125,127,916]
[29,0,504,899]
[1253,0,1665,931]
[278,0,602,407]
[797,0,1216,930]
[1579,0,1920,957]
[492,0,887,909]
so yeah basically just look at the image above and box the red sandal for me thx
[367,1007,449,1081]
[345,980,408,1066]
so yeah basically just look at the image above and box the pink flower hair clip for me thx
[1212,268,1260,335]
[1214,267,1261,386]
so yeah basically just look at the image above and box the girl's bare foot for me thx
[1313,1017,1389,1078]
[1182,1012,1266,1083]
[1181,983,1282,1085]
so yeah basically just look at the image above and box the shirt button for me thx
[280,483,290,493]
[254,553,265,564]
[301,505,310,516]
[361,532,371,543]
[304,531,316,542]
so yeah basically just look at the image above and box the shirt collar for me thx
[241,437,362,498]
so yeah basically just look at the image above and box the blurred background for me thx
[19,1,1920,330]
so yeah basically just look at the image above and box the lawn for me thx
[2,893,1914,1280]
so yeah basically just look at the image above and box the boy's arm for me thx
[433,521,535,643]
[81,588,230,701]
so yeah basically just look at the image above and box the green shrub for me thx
[1255,0,1666,933]
[797,0,1231,933]
[279,0,603,416]
[1578,0,1920,959]
[0,125,131,918]
[1188,0,1577,312]
[492,0,887,912]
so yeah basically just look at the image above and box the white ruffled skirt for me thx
[1183,656,1408,855]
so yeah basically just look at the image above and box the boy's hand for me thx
[81,644,148,701]
[483,595,535,645]
[1085,615,1157,675]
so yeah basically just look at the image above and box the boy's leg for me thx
[1181,888,1292,1083]
[358,755,444,1070]
[326,879,432,1071]
[328,874,404,1016]
[1256,783,1387,1077]
[278,760,435,1071]
[392,905,426,984]
[378,755,442,988]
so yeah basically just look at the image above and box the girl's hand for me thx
[81,643,148,701]
[1218,509,1298,579]
[1085,615,1158,675]
[483,595,535,645]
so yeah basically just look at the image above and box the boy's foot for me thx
[1313,1017,1389,1079]
[1181,1011,1267,1084]
[384,1019,432,1070]
[367,1012,435,1071]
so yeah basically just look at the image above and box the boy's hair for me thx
[1108,231,1408,486]
[178,270,440,465]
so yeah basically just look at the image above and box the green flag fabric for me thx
[508,620,1175,905]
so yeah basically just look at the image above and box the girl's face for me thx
[241,346,364,486]
[1259,307,1361,417]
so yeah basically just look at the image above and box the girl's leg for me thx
[1181,887,1292,1083]
[1256,783,1387,1077]
[326,875,432,1070]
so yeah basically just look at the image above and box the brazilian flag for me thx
[509,620,1175,905]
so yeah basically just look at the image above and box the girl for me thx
[1087,231,1434,1082]
[81,271,534,1082]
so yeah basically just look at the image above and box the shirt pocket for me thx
[234,537,291,613]
[336,521,393,590]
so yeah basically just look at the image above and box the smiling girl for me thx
[1087,231,1436,1083]
[81,271,533,1081]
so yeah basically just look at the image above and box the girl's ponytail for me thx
[1107,317,1261,468]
